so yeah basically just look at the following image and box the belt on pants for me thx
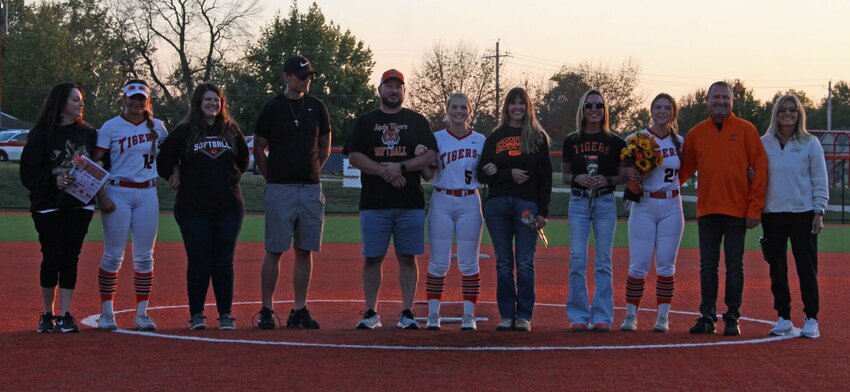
[571,188,613,198]
[645,189,680,199]
[435,187,477,197]
[107,179,156,188]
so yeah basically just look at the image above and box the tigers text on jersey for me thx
[432,129,485,190]
[627,129,683,194]
[97,115,167,182]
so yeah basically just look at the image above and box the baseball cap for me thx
[283,55,317,77]
[122,82,150,98]
[380,69,405,85]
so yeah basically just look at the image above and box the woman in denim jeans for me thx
[157,83,250,330]
[561,90,626,332]
[477,87,552,331]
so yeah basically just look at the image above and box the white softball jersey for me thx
[626,129,683,194]
[432,129,486,190]
[97,115,168,182]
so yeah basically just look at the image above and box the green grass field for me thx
[2,213,850,253]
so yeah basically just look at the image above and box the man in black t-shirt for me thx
[343,69,437,330]
[253,55,331,330]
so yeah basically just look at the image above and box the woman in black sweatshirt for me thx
[20,83,98,333]
[157,83,249,330]
[477,87,552,332]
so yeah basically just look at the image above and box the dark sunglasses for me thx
[296,73,315,81]
[777,107,798,114]
[584,102,605,110]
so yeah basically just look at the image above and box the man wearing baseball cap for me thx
[343,69,438,330]
[253,55,331,330]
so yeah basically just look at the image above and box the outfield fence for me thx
[2,142,849,222]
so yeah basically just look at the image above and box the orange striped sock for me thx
[462,273,480,304]
[98,268,118,302]
[425,274,445,301]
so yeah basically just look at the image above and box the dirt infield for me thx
[3,241,849,390]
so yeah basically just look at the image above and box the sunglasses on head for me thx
[777,107,798,113]
[584,102,605,110]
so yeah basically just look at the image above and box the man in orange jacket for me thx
[679,81,767,336]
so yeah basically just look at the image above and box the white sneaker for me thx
[496,318,513,331]
[769,317,794,336]
[514,318,531,332]
[653,314,670,333]
[97,314,118,330]
[801,318,820,339]
[461,314,477,331]
[426,314,441,330]
[356,310,382,330]
[135,314,157,331]
[397,309,421,330]
[620,314,638,331]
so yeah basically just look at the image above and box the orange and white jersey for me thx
[626,129,683,194]
[97,115,167,182]
[432,129,486,190]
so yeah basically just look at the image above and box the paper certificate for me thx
[66,155,109,203]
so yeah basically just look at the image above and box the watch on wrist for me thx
[815,209,824,216]
[400,163,407,173]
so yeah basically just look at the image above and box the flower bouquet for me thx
[619,132,663,202]
[521,210,548,247]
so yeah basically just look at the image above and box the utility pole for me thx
[484,39,510,112]
[827,80,833,131]
[0,0,7,129]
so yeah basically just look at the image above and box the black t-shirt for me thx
[476,126,553,217]
[254,93,331,184]
[19,122,99,211]
[343,108,437,210]
[562,130,626,192]
[157,122,250,212]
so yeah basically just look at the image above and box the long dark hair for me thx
[650,93,682,156]
[32,83,87,139]
[121,79,160,159]
[495,87,549,154]
[179,83,239,147]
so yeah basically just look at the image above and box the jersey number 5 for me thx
[464,170,473,185]
[143,154,154,169]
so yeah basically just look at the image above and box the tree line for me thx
[3,0,849,146]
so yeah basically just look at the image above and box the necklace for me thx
[287,98,305,128]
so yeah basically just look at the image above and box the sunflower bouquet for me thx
[620,132,664,201]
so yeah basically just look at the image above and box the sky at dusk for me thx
[257,0,850,104]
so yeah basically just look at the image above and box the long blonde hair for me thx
[767,94,809,141]
[495,87,549,154]
[575,89,610,133]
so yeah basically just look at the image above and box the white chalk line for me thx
[81,299,800,351]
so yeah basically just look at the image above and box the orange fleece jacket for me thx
[679,113,767,219]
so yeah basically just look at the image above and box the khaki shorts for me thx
[264,183,325,253]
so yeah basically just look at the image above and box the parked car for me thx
[0,130,29,162]
[246,135,266,174]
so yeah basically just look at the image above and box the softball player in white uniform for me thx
[417,93,484,331]
[622,93,684,332]
[94,80,167,331]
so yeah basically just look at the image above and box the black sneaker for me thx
[255,307,277,330]
[55,312,80,333]
[37,312,54,333]
[286,307,320,329]
[723,314,741,336]
[688,316,716,334]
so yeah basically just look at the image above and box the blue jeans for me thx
[484,196,538,321]
[175,208,244,316]
[567,193,617,326]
